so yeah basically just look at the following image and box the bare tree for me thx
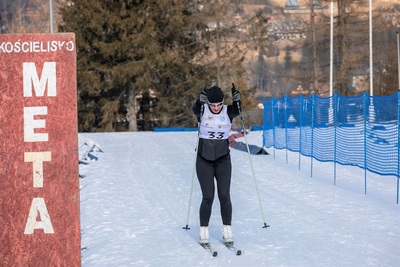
[197,0,247,90]
[306,0,371,96]
[1,0,49,33]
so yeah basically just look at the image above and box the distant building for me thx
[285,0,300,9]
[285,0,324,10]
[291,84,310,97]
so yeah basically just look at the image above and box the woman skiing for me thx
[192,84,241,245]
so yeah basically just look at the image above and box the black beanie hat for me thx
[207,86,224,103]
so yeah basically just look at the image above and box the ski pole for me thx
[237,101,270,228]
[183,104,203,230]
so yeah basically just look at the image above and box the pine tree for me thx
[59,0,211,131]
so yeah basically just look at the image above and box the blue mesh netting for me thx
[263,92,400,177]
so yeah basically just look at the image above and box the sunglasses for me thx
[209,102,223,107]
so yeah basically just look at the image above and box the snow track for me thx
[79,132,400,266]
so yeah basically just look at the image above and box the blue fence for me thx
[262,91,400,203]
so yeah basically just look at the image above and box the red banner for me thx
[0,33,80,266]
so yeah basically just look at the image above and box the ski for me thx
[224,241,242,256]
[200,243,218,257]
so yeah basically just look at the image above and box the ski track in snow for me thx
[79,131,400,267]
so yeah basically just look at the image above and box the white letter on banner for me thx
[23,62,56,97]
[24,152,51,187]
[24,197,54,234]
[23,106,48,142]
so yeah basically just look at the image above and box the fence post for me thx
[311,94,315,177]
[271,96,276,159]
[262,97,267,149]
[363,92,368,195]
[333,93,338,185]
[397,91,400,204]
[284,95,289,164]
[299,94,303,170]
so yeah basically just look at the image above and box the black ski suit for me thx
[192,99,240,227]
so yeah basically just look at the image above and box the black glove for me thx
[231,83,241,102]
[199,87,208,103]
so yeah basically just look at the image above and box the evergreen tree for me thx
[59,0,211,131]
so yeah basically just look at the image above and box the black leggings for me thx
[196,154,232,226]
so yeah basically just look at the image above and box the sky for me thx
[78,130,399,267]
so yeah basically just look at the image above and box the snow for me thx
[78,131,399,267]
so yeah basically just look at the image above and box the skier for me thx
[192,84,241,245]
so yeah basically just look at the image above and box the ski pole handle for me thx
[236,101,242,115]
